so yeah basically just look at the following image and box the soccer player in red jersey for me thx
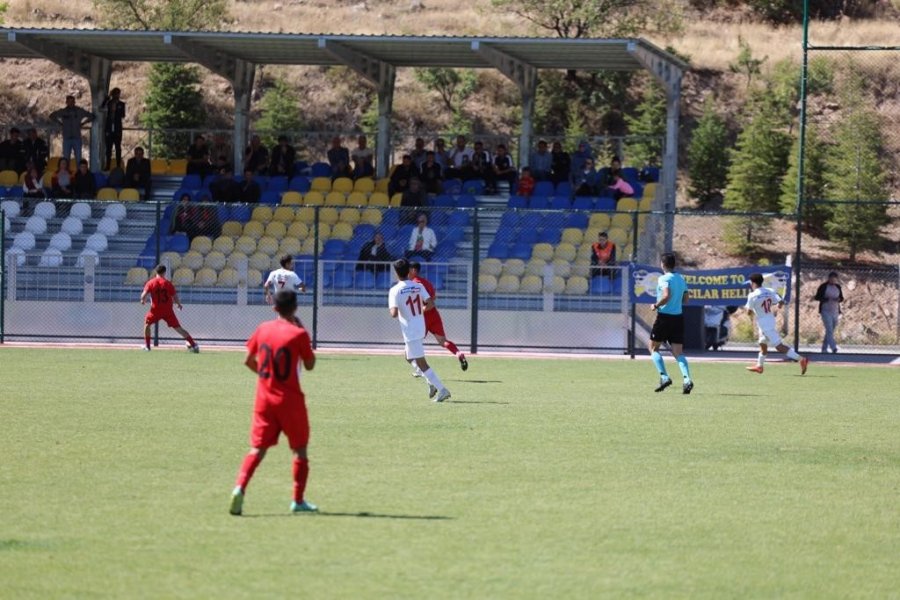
[139,264,199,352]
[408,260,468,372]
[229,289,318,516]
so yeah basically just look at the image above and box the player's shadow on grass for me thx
[244,511,452,520]
[448,400,511,405]
[452,379,503,384]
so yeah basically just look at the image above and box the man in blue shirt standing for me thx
[649,253,694,394]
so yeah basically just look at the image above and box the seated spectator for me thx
[351,135,375,178]
[244,134,269,176]
[52,158,74,199]
[23,128,49,175]
[529,140,552,181]
[269,135,295,177]
[389,154,420,196]
[400,178,428,224]
[124,146,152,198]
[186,135,210,177]
[327,136,351,179]
[170,193,197,238]
[0,127,26,173]
[598,155,623,188]
[419,151,443,195]
[516,166,535,198]
[607,173,634,200]
[570,140,593,174]
[356,231,393,274]
[72,159,98,199]
[572,158,599,197]
[590,231,617,279]
[446,135,473,180]
[492,144,516,191]
[410,137,428,169]
[211,153,231,174]
[209,167,241,203]
[469,140,495,192]
[239,169,262,203]
[209,134,232,169]
[550,141,571,186]
[405,212,437,262]
[22,165,45,199]
[433,137,451,173]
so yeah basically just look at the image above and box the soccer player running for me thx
[263,254,306,304]
[408,260,468,373]
[140,264,199,352]
[649,253,694,394]
[389,258,451,402]
[744,273,809,375]
[230,290,318,516]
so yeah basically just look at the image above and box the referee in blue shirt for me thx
[649,253,694,394]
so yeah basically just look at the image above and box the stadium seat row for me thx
[478,273,623,295]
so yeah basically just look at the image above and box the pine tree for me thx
[255,78,303,148]
[141,63,206,159]
[687,98,729,207]
[779,125,830,231]
[624,82,666,166]
[564,103,587,152]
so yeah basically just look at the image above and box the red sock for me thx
[144,334,151,348]
[292,457,310,503]
[185,335,196,346]
[235,451,264,490]
[443,340,459,355]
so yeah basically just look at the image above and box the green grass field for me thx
[1,347,897,598]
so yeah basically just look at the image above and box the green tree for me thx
[624,81,666,166]
[564,103,587,151]
[490,0,682,38]
[0,3,7,25]
[254,78,303,148]
[92,0,228,30]
[687,98,729,207]
[141,63,206,158]
[729,36,766,89]
[779,126,830,231]
[414,68,477,115]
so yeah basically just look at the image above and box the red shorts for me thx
[251,398,309,449]
[145,309,180,328]
[424,309,446,338]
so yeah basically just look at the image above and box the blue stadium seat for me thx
[388,238,407,259]
[622,167,639,183]
[550,196,571,210]
[537,228,561,244]
[448,211,470,227]
[93,172,108,189]
[310,162,331,177]
[288,176,311,192]
[355,270,376,289]
[595,198,616,212]
[172,188,196,203]
[167,233,190,253]
[378,223,398,241]
[326,270,354,289]
[135,255,156,269]
[509,243,532,260]
[571,197,593,211]
[487,243,510,259]
[564,212,589,228]
[462,179,485,195]
[507,195,527,209]
[434,241,457,260]
[555,181,573,198]
[442,179,462,194]
[640,166,660,182]
[528,196,549,210]
[443,226,465,243]
[456,195,477,208]
[517,228,539,244]
[354,223,376,241]
[533,181,555,197]
[500,211,519,229]
[630,181,644,199]
[201,174,219,189]
[493,227,516,244]
[433,195,455,208]
[260,191,281,205]
[519,213,544,230]
[180,174,202,190]
[322,239,348,259]
[429,211,450,227]
[381,209,400,228]
[162,203,177,221]
[216,205,231,223]
[231,205,252,223]
[267,176,289,194]
[375,270,393,288]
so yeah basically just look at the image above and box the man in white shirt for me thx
[744,272,808,375]
[263,255,305,304]
[388,258,451,402]
[405,213,438,261]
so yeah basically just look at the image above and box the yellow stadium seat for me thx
[302,191,325,206]
[346,192,367,207]
[642,183,657,200]
[525,258,547,277]
[339,207,361,224]
[124,267,148,285]
[234,236,257,255]
[204,250,227,270]
[361,208,383,226]
[577,243,594,261]
[565,276,589,295]
[219,221,242,237]
[295,207,316,224]
[324,191,346,207]
[272,206,295,223]
[519,275,543,294]
[281,191,303,205]
[216,267,240,287]
[150,158,168,175]
[96,187,118,201]
[546,275,566,294]
[607,227,630,247]
[481,258,503,277]
[353,177,375,194]
[256,236,280,256]
[0,170,18,186]
[265,221,287,239]
[46,156,61,172]
[194,267,217,286]
[212,235,234,254]
[190,236,213,255]
[300,237,322,255]
[160,251,182,270]
[496,274,520,293]
[316,223,332,240]
[501,258,526,277]
[561,228,583,246]
[367,192,389,207]
[167,159,188,175]
[269,255,285,270]
[639,196,653,211]
[172,267,194,286]
[247,268,263,287]
[552,259,572,278]
[610,213,633,231]
[248,252,271,271]
[621,244,634,260]
[390,193,403,207]
[310,177,332,193]
[118,188,140,202]
[243,221,265,240]
[319,206,339,225]
[617,197,639,212]
[478,274,498,293]
[532,243,554,262]
[226,251,248,269]
[589,213,611,230]
[554,243,577,262]
[287,221,309,239]
[331,222,354,241]
[42,171,55,188]
[251,206,273,223]
[571,259,591,278]
[181,250,204,270]
[278,238,302,256]
[332,177,354,194]
[375,177,390,193]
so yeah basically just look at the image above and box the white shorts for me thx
[757,326,783,347]
[404,338,425,360]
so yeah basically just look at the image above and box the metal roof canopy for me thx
[0,29,683,248]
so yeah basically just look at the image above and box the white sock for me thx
[785,348,800,361]
[757,352,765,367]
[423,368,444,391]
[408,360,423,376]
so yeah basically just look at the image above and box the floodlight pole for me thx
[793,0,811,350]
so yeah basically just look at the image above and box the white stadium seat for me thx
[6,247,26,267]
[49,232,72,252]
[85,233,108,252]
[77,249,99,267]
[104,202,127,221]
[1,199,21,219]
[24,215,47,234]
[60,216,84,236]
[13,231,36,250]
[39,248,63,267]
[69,202,92,220]
[33,201,56,219]
[96,217,119,236]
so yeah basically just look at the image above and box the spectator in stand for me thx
[419,151,443,195]
[102,87,125,171]
[356,231,393,274]
[0,128,27,173]
[590,231,617,279]
[23,128,49,175]
[209,134,232,170]
[212,154,231,175]
[400,178,428,224]
[433,137,451,173]
[469,140,495,192]
[572,157,599,197]
[327,136,351,179]
[125,146,152,198]
[72,159,98,199]
[171,193,198,238]
[598,155,623,187]
[607,172,634,200]
[244,135,269,176]
[240,168,262,203]
[492,143,516,192]
[813,271,844,354]
[639,157,659,183]
[389,154,420,196]
[22,164,46,209]
[269,135,296,177]
[186,135,210,178]
[350,135,375,179]
[50,95,95,164]
[550,141,571,186]
[570,140,594,175]
[209,167,241,203]
[52,157,74,199]
[405,212,438,262]
[446,135,473,180]
[410,137,428,169]
[529,140,552,181]
[516,166,535,198]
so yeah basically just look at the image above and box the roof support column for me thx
[318,38,396,178]
[471,41,538,171]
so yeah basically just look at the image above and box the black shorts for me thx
[650,313,684,345]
